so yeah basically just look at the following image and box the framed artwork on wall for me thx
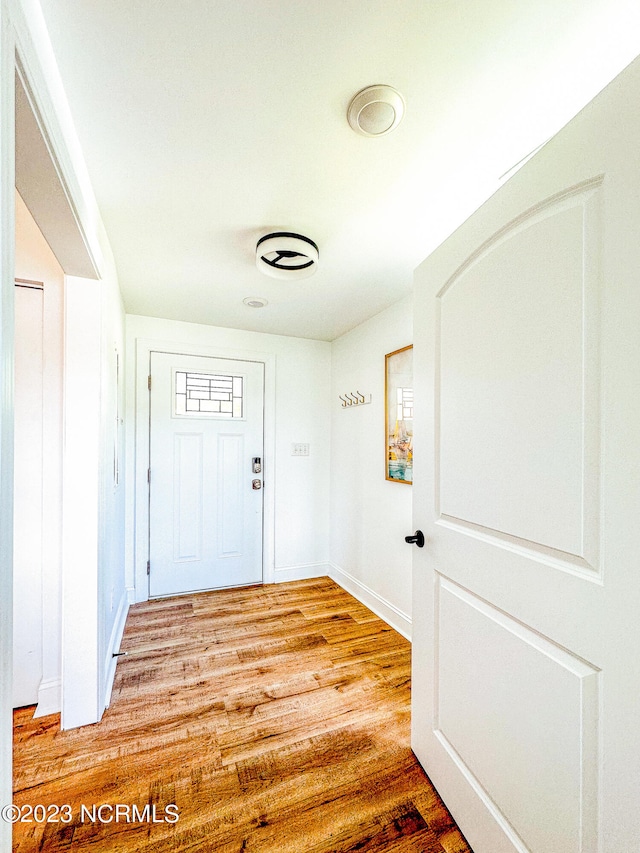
[385,345,413,484]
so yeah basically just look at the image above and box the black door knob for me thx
[405,530,425,548]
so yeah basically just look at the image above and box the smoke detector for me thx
[347,85,405,137]
[256,232,319,280]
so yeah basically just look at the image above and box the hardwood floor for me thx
[13,578,472,852]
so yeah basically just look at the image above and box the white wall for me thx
[59,266,126,727]
[125,315,331,600]
[329,296,413,638]
[61,272,126,729]
[61,277,102,726]
[99,274,127,711]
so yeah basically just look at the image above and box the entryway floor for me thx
[13,577,472,852]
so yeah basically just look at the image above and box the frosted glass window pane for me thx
[396,387,414,421]
[175,371,244,418]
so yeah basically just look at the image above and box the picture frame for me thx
[385,345,413,484]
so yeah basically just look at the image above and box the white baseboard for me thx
[102,590,130,709]
[126,585,136,605]
[328,562,412,641]
[273,562,331,584]
[34,678,61,718]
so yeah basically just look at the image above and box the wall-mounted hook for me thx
[339,391,372,408]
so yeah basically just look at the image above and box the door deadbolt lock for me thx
[252,457,262,474]
[252,479,262,490]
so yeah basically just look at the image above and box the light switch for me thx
[292,443,310,456]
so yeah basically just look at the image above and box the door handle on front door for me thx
[405,530,425,548]
[252,479,262,490]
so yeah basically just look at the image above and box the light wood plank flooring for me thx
[13,577,472,852]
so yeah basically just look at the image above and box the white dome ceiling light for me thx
[347,84,405,137]
[256,232,319,280]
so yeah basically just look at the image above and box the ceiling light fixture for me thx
[256,232,319,280]
[347,84,405,137]
[243,296,268,308]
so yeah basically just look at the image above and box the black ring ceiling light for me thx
[256,232,319,280]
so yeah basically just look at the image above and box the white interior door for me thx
[149,351,264,597]
[411,57,640,853]
[13,281,43,707]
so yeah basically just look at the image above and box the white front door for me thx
[149,351,264,597]
[411,58,640,853]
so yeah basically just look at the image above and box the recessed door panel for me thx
[173,433,203,562]
[435,577,598,853]
[438,193,599,564]
[217,433,244,558]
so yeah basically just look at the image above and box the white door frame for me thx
[1,0,107,835]
[13,279,44,708]
[131,337,277,603]
[0,9,16,844]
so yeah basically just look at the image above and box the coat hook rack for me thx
[339,391,372,408]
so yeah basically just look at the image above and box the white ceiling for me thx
[38,0,640,341]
